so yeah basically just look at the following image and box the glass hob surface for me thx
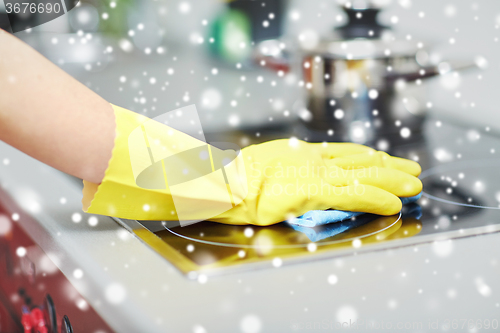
[116,118,500,278]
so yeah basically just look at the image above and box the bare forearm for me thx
[0,30,115,183]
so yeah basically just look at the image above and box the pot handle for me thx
[385,60,479,84]
[251,39,292,73]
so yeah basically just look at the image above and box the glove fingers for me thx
[327,151,421,176]
[312,142,375,159]
[319,184,402,216]
[386,155,422,177]
[330,166,423,197]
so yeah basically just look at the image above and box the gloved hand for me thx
[210,139,422,226]
[83,105,422,226]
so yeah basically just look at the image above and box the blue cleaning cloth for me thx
[288,193,422,228]
[291,213,378,242]
[402,202,423,220]
[290,202,423,242]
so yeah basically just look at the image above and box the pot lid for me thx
[299,5,425,60]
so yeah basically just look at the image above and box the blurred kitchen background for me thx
[2,2,500,331]
[1,0,499,145]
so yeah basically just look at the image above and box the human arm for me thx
[0,29,114,184]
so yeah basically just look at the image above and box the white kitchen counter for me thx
[1,119,500,332]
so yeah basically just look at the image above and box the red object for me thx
[253,55,291,74]
[31,307,48,333]
[0,188,114,332]
[21,308,33,333]
[21,307,48,333]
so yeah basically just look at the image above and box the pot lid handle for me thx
[335,6,388,39]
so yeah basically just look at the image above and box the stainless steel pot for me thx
[255,5,476,146]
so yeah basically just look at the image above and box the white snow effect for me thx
[473,181,485,193]
[38,255,59,274]
[15,188,41,213]
[447,289,457,299]
[298,29,319,50]
[400,127,411,138]
[119,39,133,53]
[475,278,492,297]
[432,239,453,258]
[240,314,262,333]
[73,268,84,279]
[474,56,488,69]
[368,89,379,99]
[352,239,362,248]
[193,325,207,333]
[76,298,89,311]
[444,5,457,17]
[105,283,127,304]
[299,109,313,122]
[388,299,398,309]
[466,130,481,142]
[228,114,240,127]
[327,274,338,285]
[201,89,222,110]
[433,148,454,162]
[289,10,300,21]
[377,139,390,151]
[307,243,317,252]
[336,305,358,323]
[72,212,82,223]
[178,2,191,14]
[244,227,254,238]
[272,257,283,267]
[88,216,98,226]
[0,215,12,236]
[398,0,411,8]
[197,274,208,284]
[117,229,131,241]
[16,246,27,257]
[439,72,461,90]
[437,216,451,229]
[288,137,300,148]
[334,109,344,119]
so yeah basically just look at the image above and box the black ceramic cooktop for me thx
[120,117,500,277]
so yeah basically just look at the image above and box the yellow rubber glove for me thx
[83,105,422,226]
[210,139,422,225]
[83,104,247,222]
